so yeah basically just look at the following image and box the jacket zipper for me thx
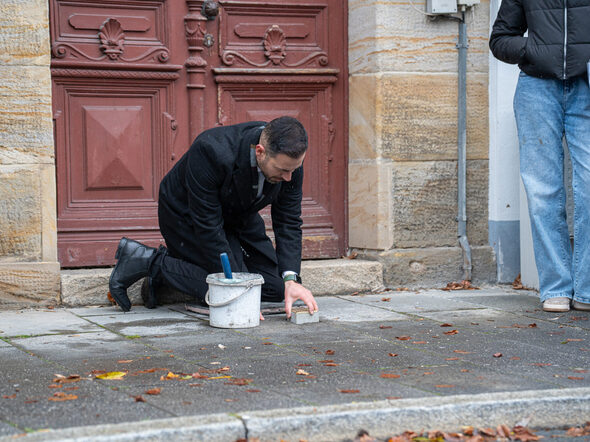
[563,1,567,79]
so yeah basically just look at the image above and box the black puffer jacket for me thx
[490,0,590,80]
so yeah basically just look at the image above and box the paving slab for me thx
[341,292,486,314]
[0,310,101,337]
[316,296,409,322]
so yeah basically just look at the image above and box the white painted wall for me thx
[488,0,538,289]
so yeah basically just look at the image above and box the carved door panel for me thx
[51,0,347,267]
[211,1,348,259]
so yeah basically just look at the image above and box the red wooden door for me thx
[50,0,347,267]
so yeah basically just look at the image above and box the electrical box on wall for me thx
[457,0,480,6]
[426,0,457,14]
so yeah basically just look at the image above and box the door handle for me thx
[202,0,220,21]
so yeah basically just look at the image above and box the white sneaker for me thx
[542,297,571,312]
[572,300,590,311]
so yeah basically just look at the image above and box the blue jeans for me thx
[514,72,590,304]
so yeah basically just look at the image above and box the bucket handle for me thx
[205,280,260,307]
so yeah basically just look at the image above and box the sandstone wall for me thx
[348,0,495,286]
[0,0,60,307]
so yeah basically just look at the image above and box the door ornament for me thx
[221,25,329,68]
[51,18,169,63]
[98,18,125,60]
[263,25,287,65]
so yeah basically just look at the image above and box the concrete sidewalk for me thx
[1,285,589,441]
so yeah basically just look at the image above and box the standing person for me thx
[108,116,318,319]
[490,0,590,312]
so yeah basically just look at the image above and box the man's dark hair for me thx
[261,116,308,158]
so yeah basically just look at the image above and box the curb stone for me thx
[4,388,590,442]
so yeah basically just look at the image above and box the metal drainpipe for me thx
[457,8,472,280]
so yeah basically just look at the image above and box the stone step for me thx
[60,259,384,307]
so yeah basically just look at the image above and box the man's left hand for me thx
[284,281,318,319]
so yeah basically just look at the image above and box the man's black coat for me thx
[158,121,303,277]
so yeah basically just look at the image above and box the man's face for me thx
[255,144,305,184]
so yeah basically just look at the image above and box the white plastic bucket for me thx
[205,272,265,328]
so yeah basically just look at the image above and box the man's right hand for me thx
[284,280,318,318]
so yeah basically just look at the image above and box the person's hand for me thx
[260,312,265,321]
[284,280,318,318]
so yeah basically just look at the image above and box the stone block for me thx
[0,65,54,165]
[301,259,384,295]
[349,0,490,74]
[349,161,393,250]
[0,165,42,259]
[0,262,60,307]
[0,0,50,66]
[349,74,380,161]
[380,73,488,161]
[60,268,144,308]
[359,245,496,289]
[391,160,488,248]
[290,307,320,325]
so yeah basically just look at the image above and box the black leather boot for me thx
[109,237,156,312]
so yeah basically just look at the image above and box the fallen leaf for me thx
[388,353,398,357]
[381,297,391,302]
[189,383,202,387]
[130,368,168,375]
[134,395,146,402]
[531,363,551,367]
[573,369,588,373]
[423,372,434,375]
[96,371,127,380]
[379,325,393,329]
[497,424,511,438]
[413,341,427,344]
[224,398,237,402]
[325,350,335,355]
[568,376,584,380]
[344,252,358,259]
[528,323,537,328]
[566,422,590,437]
[207,375,231,380]
[145,388,161,395]
[444,330,459,335]
[48,384,62,389]
[64,386,79,391]
[324,363,339,367]
[566,338,583,342]
[191,373,209,379]
[118,360,133,364]
[396,336,411,341]
[48,392,77,401]
[53,374,81,384]
[435,384,455,388]
[2,394,16,399]
[318,360,333,363]
[246,389,261,393]
[478,428,496,437]
[440,323,453,327]
[445,357,460,361]
[511,357,521,360]
[453,350,471,354]
[225,378,252,386]
[512,425,542,441]
[441,280,479,291]
[493,353,503,358]
[107,291,117,305]
[339,389,360,393]
[296,369,310,376]
[263,342,273,345]
[380,373,401,379]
